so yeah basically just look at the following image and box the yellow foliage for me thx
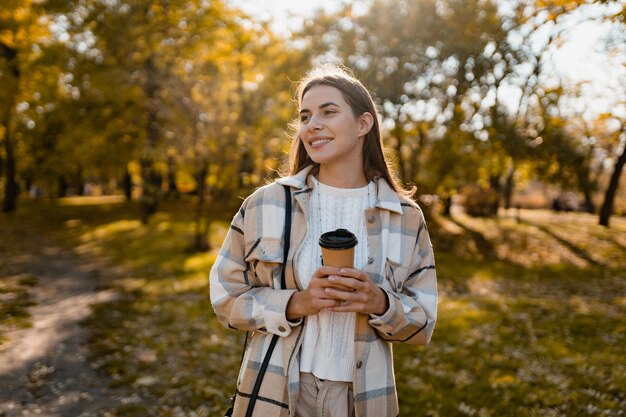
[183,254,211,272]
[489,373,517,388]
[536,0,585,9]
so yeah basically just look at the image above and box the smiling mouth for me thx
[310,138,332,147]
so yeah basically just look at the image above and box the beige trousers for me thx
[295,372,355,417]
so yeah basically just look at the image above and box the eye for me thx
[300,114,311,123]
[324,110,337,116]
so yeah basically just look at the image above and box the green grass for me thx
[77,204,239,416]
[1,198,625,416]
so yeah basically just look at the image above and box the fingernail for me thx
[328,275,335,281]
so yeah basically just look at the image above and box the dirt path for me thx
[0,246,121,417]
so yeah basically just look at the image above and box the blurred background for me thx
[1,0,625,224]
[1,0,625,416]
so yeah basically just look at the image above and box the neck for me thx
[317,164,367,188]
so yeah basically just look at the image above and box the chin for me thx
[308,154,334,165]
[304,149,327,164]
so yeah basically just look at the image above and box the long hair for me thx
[287,65,414,197]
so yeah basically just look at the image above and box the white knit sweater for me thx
[297,177,374,382]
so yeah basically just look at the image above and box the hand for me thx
[324,268,389,315]
[286,266,347,320]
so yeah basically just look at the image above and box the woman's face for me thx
[299,85,371,170]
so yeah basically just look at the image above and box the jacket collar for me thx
[276,166,403,214]
[275,165,313,189]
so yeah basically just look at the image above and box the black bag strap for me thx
[243,185,292,417]
[281,185,292,288]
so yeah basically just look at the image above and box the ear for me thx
[358,112,374,137]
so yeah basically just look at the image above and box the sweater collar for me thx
[276,166,403,214]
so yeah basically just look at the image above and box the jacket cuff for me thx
[368,286,401,335]
[264,289,301,337]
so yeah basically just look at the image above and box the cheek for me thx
[298,125,307,140]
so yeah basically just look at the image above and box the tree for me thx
[299,0,528,205]
[76,0,236,223]
[166,14,308,250]
[0,36,20,211]
[599,115,626,226]
[0,1,65,211]
[296,0,624,219]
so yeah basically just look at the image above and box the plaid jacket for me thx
[210,166,437,417]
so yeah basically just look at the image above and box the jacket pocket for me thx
[244,237,284,287]
[384,257,409,293]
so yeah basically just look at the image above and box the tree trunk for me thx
[76,166,85,196]
[503,164,516,210]
[599,143,626,227]
[442,194,452,217]
[201,216,213,252]
[488,175,501,216]
[24,177,32,196]
[123,168,133,201]
[167,154,178,199]
[193,164,209,251]
[57,175,68,198]
[2,138,18,212]
[140,56,161,224]
[238,148,253,188]
[140,162,160,224]
[1,42,20,213]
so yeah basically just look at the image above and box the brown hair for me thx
[288,65,414,198]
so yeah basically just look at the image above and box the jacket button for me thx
[367,215,376,223]
[367,256,374,264]
[278,326,286,333]
[356,361,363,369]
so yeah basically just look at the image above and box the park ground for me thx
[0,197,625,416]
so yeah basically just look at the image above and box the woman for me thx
[210,66,437,417]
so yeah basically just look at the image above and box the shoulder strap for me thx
[243,185,292,417]
[281,184,292,289]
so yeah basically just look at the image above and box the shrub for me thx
[460,184,499,217]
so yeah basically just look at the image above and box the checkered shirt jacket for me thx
[210,165,438,417]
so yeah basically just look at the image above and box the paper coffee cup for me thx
[319,229,358,268]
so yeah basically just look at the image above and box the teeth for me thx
[311,139,331,146]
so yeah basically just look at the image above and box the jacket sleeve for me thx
[368,208,437,345]
[209,196,301,338]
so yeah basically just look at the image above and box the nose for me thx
[307,114,323,131]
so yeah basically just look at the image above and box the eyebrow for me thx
[299,101,339,114]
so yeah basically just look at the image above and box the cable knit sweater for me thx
[297,177,375,382]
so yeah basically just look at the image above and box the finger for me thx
[337,268,370,282]
[312,266,341,278]
[314,298,343,309]
[328,275,363,291]
[324,287,363,302]
[328,302,361,313]
[315,288,347,301]
[310,277,348,290]
[310,288,342,299]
